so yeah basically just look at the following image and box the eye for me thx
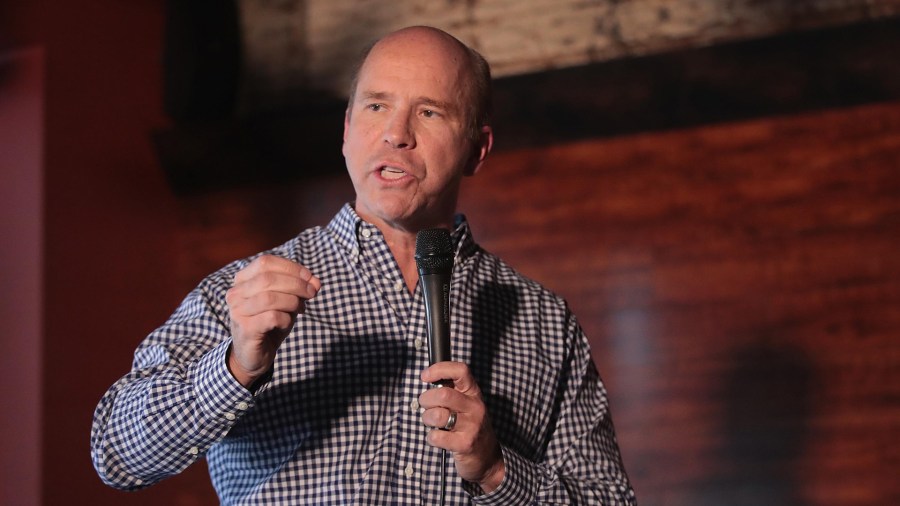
[367,103,383,112]
[422,109,439,118]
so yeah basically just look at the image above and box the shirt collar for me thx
[327,203,478,265]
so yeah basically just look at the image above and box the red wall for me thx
[13,1,218,503]
[459,104,900,504]
[9,2,900,505]
[0,47,44,506]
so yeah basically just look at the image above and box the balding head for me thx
[347,26,493,144]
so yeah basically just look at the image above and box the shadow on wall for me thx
[699,342,815,505]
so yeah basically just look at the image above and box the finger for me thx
[426,426,458,451]
[230,290,305,317]
[421,406,456,430]
[418,383,477,415]
[420,362,480,396]
[231,311,296,344]
[254,310,296,333]
[425,423,480,456]
[236,255,319,286]
[239,271,319,300]
[226,283,314,315]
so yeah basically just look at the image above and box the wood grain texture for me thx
[244,0,900,98]
[459,101,900,505]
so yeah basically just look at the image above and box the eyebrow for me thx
[360,91,459,114]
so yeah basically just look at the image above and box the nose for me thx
[383,110,415,149]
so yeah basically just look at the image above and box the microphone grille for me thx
[415,228,454,272]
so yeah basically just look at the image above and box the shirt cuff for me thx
[467,446,539,506]
[193,339,260,427]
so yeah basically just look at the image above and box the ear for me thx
[342,108,351,143]
[465,125,494,176]
[341,108,351,159]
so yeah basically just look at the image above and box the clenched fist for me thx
[225,255,321,388]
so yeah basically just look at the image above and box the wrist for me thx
[477,455,506,494]
[226,344,269,390]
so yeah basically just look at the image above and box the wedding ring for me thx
[441,411,457,431]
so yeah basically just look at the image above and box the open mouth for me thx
[380,166,407,180]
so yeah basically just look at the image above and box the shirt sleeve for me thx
[90,271,263,490]
[468,313,638,505]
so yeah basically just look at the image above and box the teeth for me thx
[381,167,406,180]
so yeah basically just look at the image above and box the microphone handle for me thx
[420,270,452,506]
[421,272,451,365]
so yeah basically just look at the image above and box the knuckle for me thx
[436,387,453,404]
[259,311,280,329]
[260,271,278,289]
[234,263,252,282]
[261,291,278,307]
[276,311,294,328]
[256,255,275,268]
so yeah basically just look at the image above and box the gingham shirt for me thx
[91,204,636,505]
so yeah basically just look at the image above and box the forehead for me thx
[355,32,470,104]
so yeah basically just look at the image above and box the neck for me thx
[385,221,451,294]
[356,210,455,294]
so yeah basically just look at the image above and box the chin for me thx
[359,199,413,225]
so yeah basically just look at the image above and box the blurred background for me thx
[2,0,899,504]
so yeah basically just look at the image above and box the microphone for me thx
[415,228,453,369]
[415,227,454,506]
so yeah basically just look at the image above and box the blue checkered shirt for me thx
[91,204,636,505]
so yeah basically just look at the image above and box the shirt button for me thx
[404,463,415,478]
[414,338,424,350]
[224,412,236,421]
[410,399,420,412]
[394,280,404,292]
[237,402,249,411]
[188,446,199,455]
[361,228,372,239]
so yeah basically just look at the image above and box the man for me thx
[92,26,636,504]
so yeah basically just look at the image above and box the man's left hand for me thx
[419,362,506,493]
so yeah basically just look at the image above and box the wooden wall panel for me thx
[457,101,900,505]
[238,0,900,103]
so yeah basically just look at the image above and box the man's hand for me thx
[419,362,506,493]
[225,255,321,388]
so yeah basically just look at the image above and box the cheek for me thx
[429,138,473,173]
[342,129,369,166]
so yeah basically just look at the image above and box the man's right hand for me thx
[225,255,321,388]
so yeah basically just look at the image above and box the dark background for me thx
[2,1,898,504]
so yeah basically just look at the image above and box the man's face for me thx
[342,30,491,232]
